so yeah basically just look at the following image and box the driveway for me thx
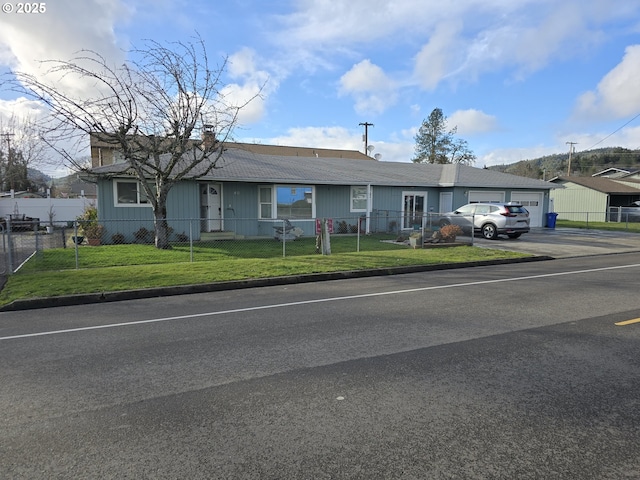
[473,227,640,258]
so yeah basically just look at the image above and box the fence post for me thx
[35,224,40,258]
[189,219,194,263]
[6,217,13,274]
[471,214,475,246]
[282,219,286,258]
[74,221,79,269]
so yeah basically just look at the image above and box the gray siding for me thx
[96,178,551,240]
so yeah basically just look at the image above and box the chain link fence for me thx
[5,209,640,275]
[556,208,640,227]
[8,212,470,273]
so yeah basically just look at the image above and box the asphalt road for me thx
[2,252,640,479]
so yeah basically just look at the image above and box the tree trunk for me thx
[154,212,171,249]
[153,189,171,249]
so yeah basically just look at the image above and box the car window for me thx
[475,205,491,215]
[506,205,526,213]
[456,204,475,214]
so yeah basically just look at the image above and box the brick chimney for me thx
[202,124,216,150]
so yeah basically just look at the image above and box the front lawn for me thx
[0,234,529,306]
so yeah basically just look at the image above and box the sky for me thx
[1,0,640,177]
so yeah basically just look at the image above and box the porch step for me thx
[200,231,243,240]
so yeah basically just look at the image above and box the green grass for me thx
[556,219,640,233]
[0,234,529,307]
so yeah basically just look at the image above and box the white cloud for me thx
[222,48,277,126]
[479,146,559,168]
[0,97,49,121]
[575,45,640,120]
[413,22,463,90]
[479,123,640,168]
[272,0,639,91]
[0,0,132,98]
[250,125,414,162]
[448,109,499,135]
[263,126,363,152]
[339,60,397,115]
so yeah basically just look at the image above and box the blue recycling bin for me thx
[546,212,558,229]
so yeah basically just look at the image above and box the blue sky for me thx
[1,0,640,176]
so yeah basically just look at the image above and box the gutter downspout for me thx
[366,184,372,234]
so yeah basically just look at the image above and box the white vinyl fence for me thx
[0,197,93,227]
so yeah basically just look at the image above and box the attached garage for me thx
[511,191,544,227]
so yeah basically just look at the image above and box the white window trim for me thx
[401,190,429,230]
[258,186,273,219]
[350,185,370,213]
[113,179,152,207]
[259,185,316,220]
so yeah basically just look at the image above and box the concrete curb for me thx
[0,256,554,312]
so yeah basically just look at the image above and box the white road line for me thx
[2,263,640,341]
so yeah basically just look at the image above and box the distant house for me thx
[550,176,640,221]
[591,167,640,179]
[87,140,556,242]
[89,132,373,168]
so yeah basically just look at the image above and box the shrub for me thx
[134,227,153,243]
[439,224,463,241]
[77,205,103,239]
[112,233,125,244]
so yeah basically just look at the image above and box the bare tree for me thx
[9,35,258,249]
[0,115,47,191]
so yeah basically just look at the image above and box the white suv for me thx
[439,203,530,240]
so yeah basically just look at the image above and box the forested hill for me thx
[487,147,640,179]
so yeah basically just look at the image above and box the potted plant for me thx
[77,205,104,246]
[409,231,423,249]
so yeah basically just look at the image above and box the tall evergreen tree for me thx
[412,108,475,165]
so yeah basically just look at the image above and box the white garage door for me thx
[511,192,544,227]
[468,191,505,203]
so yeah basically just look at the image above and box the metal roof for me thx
[551,176,640,194]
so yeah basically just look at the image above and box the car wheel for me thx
[507,233,521,239]
[439,219,450,227]
[481,223,498,240]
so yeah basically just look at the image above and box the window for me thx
[114,180,151,206]
[277,186,313,219]
[259,186,272,219]
[351,186,368,212]
[260,185,315,219]
[475,205,491,215]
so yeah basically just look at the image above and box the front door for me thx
[403,192,427,229]
[200,183,222,231]
[439,192,453,213]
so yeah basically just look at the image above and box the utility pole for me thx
[359,122,374,156]
[566,141,577,176]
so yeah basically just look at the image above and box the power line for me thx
[584,112,640,151]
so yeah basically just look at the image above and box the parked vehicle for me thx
[612,201,640,223]
[0,214,40,232]
[439,202,530,240]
